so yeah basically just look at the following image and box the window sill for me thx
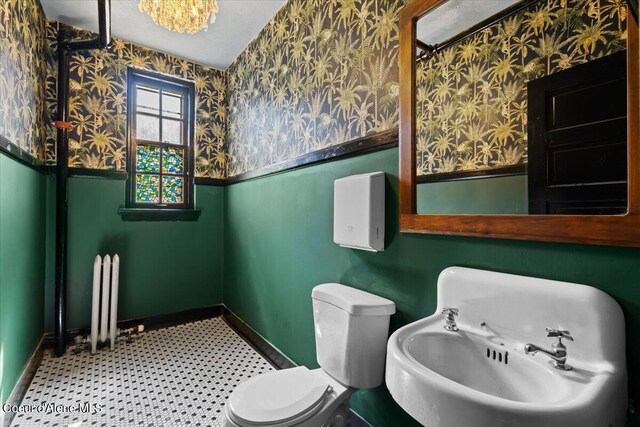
[118,208,201,222]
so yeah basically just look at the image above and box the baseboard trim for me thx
[1,336,46,427]
[221,308,297,370]
[345,409,374,427]
[42,305,226,347]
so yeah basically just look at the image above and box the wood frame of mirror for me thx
[399,0,640,247]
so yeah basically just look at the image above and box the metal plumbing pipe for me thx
[54,0,112,357]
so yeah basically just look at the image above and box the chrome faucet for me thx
[524,327,574,371]
[442,307,459,332]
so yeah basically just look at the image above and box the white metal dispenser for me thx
[333,172,385,252]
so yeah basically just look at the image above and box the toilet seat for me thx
[226,366,332,426]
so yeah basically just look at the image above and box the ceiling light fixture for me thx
[139,0,219,34]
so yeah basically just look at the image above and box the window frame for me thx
[126,67,195,210]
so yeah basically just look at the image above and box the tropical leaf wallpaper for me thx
[44,22,228,178]
[2,0,628,181]
[0,0,48,160]
[416,0,628,176]
[227,0,410,177]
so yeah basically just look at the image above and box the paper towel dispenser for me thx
[333,172,385,252]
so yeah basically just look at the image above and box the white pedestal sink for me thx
[386,267,627,427]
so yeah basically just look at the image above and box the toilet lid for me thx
[227,366,330,426]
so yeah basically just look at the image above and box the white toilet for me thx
[223,283,396,427]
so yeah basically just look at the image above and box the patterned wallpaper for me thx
[45,22,227,178]
[0,0,48,160]
[416,0,627,176]
[4,0,625,180]
[226,0,409,176]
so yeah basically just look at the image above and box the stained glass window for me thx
[128,69,194,209]
[136,174,160,203]
[136,145,160,172]
[162,147,184,174]
[162,176,184,203]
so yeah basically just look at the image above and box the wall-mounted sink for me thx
[386,267,627,427]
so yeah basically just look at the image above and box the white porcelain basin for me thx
[386,267,627,427]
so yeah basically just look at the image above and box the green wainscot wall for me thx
[417,174,527,214]
[0,153,46,405]
[43,177,225,331]
[224,147,640,427]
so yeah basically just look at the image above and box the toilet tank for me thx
[312,284,395,389]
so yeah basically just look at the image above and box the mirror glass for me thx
[415,0,629,215]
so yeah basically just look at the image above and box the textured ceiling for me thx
[41,0,287,70]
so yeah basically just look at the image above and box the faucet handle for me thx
[545,327,573,341]
[442,307,459,316]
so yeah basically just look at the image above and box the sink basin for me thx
[386,267,627,427]
[405,330,570,404]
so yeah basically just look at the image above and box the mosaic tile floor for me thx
[10,317,275,427]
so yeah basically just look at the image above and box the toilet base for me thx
[223,402,349,427]
[320,403,349,427]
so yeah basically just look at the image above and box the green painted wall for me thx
[417,175,528,214]
[44,178,225,331]
[223,147,640,427]
[0,153,46,405]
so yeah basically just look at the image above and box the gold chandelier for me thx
[139,0,219,34]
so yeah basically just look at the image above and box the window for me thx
[127,68,195,210]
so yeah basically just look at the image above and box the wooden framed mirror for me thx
[399,0,640,247]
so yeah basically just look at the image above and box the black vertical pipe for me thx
[54,0,111,357]
[54,33,70,358]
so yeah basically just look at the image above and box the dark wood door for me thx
[528,51,627,215]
